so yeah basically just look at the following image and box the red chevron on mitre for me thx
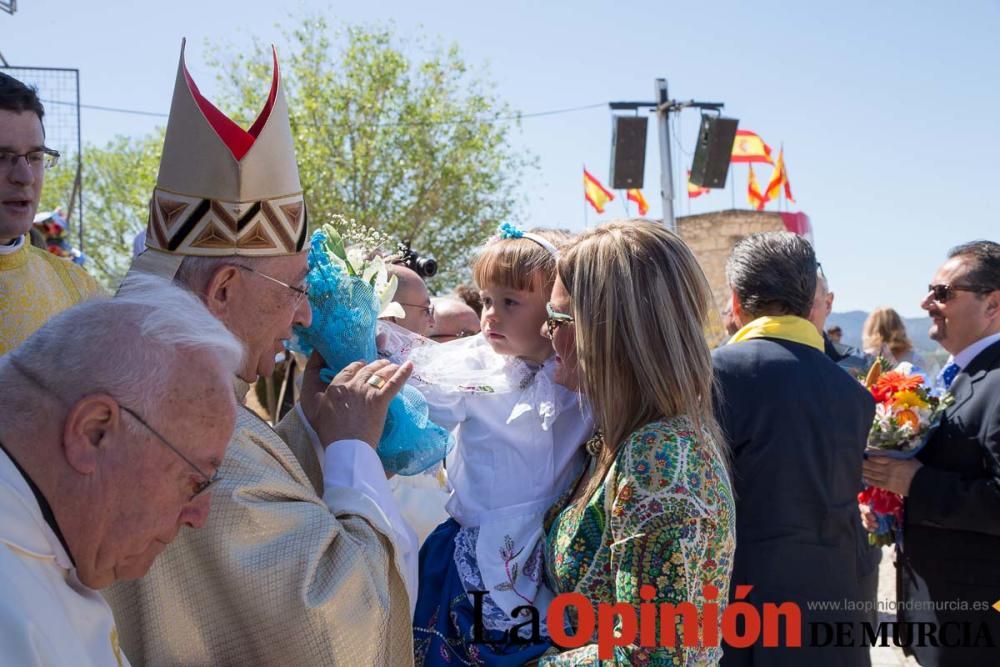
[181,45,280,162]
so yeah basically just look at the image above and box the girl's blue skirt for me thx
[413,519,553,666]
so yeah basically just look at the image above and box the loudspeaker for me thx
[689,115,739,189]
[609,116,648,189]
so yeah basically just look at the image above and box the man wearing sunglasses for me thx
[0,73,101,357]
[0,276,241,665]
[863,240,1000,666]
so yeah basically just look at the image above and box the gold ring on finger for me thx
[367,374,387,389]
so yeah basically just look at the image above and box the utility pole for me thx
[655,79,675,231]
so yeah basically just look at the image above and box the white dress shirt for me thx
[0,234,25,255]
[950,331,1000,371]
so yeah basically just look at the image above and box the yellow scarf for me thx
[728,315,825,352]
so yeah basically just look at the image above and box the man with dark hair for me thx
[713,231,875,666]
[863,240,1000,667]
[0,72,100,355]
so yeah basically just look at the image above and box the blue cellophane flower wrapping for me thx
[292,231,453,476]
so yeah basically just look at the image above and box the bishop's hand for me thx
[301,351,413,449]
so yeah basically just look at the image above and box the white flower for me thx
[874,403,895,431]
[894,361,915,376]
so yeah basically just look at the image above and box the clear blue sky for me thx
[4,0,998,316]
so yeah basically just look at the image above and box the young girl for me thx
[404,225,593,666]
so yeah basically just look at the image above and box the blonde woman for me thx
[862,307,926,369]
[540,220,736,665]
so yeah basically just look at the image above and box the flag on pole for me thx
[764,146,795,204]
[626,188,649,215]
[583,168,614,213]
[747,164,767,210]
[687,171,710,199]
[731,130,774,165]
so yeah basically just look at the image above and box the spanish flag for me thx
[584,168,614,214]
[687,171,710,199]
[731,130,774,165]
[747,164,767,210]
[764,147,795,204]
[626,188,649,215]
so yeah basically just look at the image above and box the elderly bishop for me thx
[104,41,417,666]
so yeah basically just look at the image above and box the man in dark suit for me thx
[809,264,882,626]
[863,240,1000,666]
[714,232,875,666]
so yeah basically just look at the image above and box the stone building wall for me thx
[676,209,787,315]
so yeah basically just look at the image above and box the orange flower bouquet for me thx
[859,361,952,546]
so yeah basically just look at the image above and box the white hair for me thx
[174,254,273,294]
[1,273,244,418]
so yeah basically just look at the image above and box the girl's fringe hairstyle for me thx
[473,227,567,292]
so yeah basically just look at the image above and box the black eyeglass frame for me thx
[0,147,61,171]
[927,283,995,303]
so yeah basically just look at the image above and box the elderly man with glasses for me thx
[105,43,418,666]
[382,263,436,337]
[0,72,101,356]
[863,240,1000,667]
[0,275,242,665]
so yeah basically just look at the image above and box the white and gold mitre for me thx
[134,39,306,277]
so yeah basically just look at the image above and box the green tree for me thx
[210,18,532,289]
[39,132,163,288]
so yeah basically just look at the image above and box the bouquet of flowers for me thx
[858,360,951,546]
[292,221,453,476]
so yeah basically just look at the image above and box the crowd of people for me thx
[1,44,999,667]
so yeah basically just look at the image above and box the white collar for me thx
[950,331,1000,371]
[0,448,74,570]
[0,235,25,255]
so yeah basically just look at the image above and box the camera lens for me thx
[418,257,438,278]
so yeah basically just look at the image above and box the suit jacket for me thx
[823,332,874,376]
[899,338,1000,666]
[713,337,875,667]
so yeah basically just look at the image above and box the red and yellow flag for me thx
[731,130,774,165]
[583,168,614,213]
[764,147,796,204]
[747,164,767,210]
[687,171,710,199]
[626,188,649,215]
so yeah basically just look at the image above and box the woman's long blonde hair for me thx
[862,307,913,361]
[559,220,729,501]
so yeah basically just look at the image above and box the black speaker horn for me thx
[689,115,739,189]
[609,116,648,189]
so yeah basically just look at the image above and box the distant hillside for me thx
[826,311,946,368]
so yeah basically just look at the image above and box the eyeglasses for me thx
[544,302,575,339]
[8,358,219,502]
[233,264,309,303]
[118,405,220,501]
[927,283,994,303]
[398,301,434,317]
[429,330,475,341]
[0,147,60,171]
